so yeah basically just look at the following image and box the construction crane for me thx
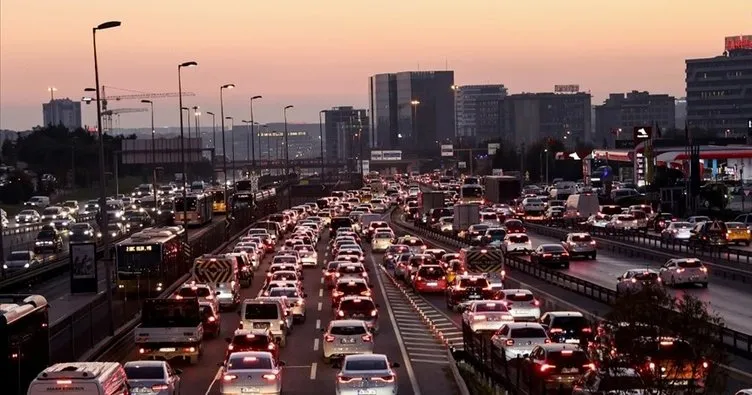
[101,107,149,132]
[101,86,195,111]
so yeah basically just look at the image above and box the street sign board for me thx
[458,161,467,169]
[488,143,500,155]
[441,144,454,157]
[633,126,653,145]
[362,160,370,174]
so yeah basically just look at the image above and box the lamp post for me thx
[410,99,420,147]
[178,61,198,242]
[242,119,253,173]
[92,20,120,336]
[319,110,326,181]
[206,111,217,181]
[226,116,236,185]
[181,107,191,183]
[141,99,158,218]
[283,105,294,177]
[193,106,201,172]
[220,83,235,211]
[250,95,262,170]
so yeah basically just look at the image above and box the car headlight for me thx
[114,212,122,218]
[24,263,30,268]
[2,264,6,269]
[112,232,117,237]
[62,222,69,226]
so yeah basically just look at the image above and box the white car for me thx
[521,198,545,215]
[293,245,318,267]
[220,351,284,395]
[501,233,532,255]
[371,231,393,252]
[461,300,514,332]
[490,322,550,360]
[660,221,692,241]
[334,354,399,395]
[605,214,638,231]
[3,250,40,274]
[370,199,387,213]
[586,214,610,228]
[267,286,307,322]
[658,258,708,288]
[322,319,374,361]
[498,289,541,321]
[174,282,219,312]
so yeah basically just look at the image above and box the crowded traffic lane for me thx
[120,224,416,395]
[522,232,752,334]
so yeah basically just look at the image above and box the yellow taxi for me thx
[725,222,751,246]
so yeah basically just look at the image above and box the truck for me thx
[453,203,480,234]
[459,246,506,286]
[484,175,521,204]
[135,298,204,364]
[192,254,240,310]
[416,191,445,224]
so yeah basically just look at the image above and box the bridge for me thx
[216,158,348,170]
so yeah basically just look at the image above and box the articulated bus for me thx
[208,189,227,214]
[174,193,212,226]
[1,294,49,395]
[116,227,186,296]
[459,184,485,204]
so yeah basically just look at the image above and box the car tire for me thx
[590,253,596,260]
[701,282,708,288]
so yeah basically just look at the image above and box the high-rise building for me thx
[503,92,592,147]
[42,98,82,131]
[323,107,368,164]
[455,84,508,144]
[685,35,752,135]
[594,91,676,147]
[369,70,454,154]
[675,98,687,129]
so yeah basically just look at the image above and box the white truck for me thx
[453,203,480,235]
[135,298,204,364]
[192,254,240,310]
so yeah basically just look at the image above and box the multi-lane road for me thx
[117,214,461,395]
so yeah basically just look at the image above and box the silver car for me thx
[562,233,597,260]
[498,289,541,321]
[491,322,550,360]
[322,319,374,362]
[461,300,514,332]
[658,258,708,288]
[267,286,307,323]
[220,351,284,395]
[335,354,400,395]
[123,360,182,395]
[661,221,692,241]
[3,250,40,274]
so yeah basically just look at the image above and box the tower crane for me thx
[102,108,149,132]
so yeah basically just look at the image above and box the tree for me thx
[1,138,16,164]
[0,169,34,204]
[593,286,728,394]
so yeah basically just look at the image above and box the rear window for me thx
[124,365,164,380]
[541,245,566,253]
[634,272,659,281]
[459,278,489,288]
[672,222,691,229]
[570,235,592,242]
[244,303,279,320]
[177,287,211,298]
[269,288,299,298]
[510,327,548,338]
[336,281,369,293]
[232,334,271,348]
[8,252,31,260]
[505,220,523,227]
[339,298,375,313]
[327,262,341,270]
[618,215,635,221]
[546,350,589,366]
[332,217,353,228]
[330,325,368,336]
[375,232,392,239]
[481,213,497,220]
[402,238,425,246]
[551,316,587,330]
[475,302,507,312]
[228,355,273,370]
[637,340,696,360]
[508,235,529,243]
[505,292,534,302]
[338,265,365,274]
[345,359,388,371]
[417,266,445,279]
[631,211,647,219]
[726,222,746,230]
[677,260,702,268]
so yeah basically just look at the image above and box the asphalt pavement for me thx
[118,217,460,395]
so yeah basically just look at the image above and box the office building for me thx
[685,35,752,135]
[42,98,82,131]
[675,98,687,129]
[369,70,454,154]
[455,84,508,144]
[504,91,592,146]
[594,91,675,146]
[323,107,368,163]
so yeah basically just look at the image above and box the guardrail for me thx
[392,209,752,360]
[2,213,96,236]
[49,184,285,363]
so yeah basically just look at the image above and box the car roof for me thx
[124,360,167,368]
[340,295,375,303]
[503,322,546,330]
[546,311,584,317]
[227,351,273,360]
[343,353,388,363]
[329,319,367,327]
[501,289,533,295]
[537,343,584,352]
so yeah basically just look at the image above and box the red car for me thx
[225,329,279,362]
[412,264,448,292]
[503,219,526,234]
[331,278,371,307]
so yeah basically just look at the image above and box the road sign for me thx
[441,144,454,157]
[362,160,370,174]
[633,126,653,144]
[458,161,467,169]
[488,143,500,155]
[182,241,192,259]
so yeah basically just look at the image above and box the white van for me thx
[564,193,600,220]
[28,362,129,395]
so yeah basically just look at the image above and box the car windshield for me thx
[459,278,489,288]
[726,222,746,230]
[510,327,547,338]
[124,365,164,380]
[508,235,529,243]
[541,245,565,253]
[177,287,211,298]
[639,340,696,360]
[671,222,691,229]
[551,316,587,330]
[375,232,392,239]
[71,224,90,231]
[505,292,534,302]
[42,208,59,215]
[227,355,272,370]
[618,215,635,221]
[547,350,589,367]
[475,302,507,312]
[330,325,368,336]
[417,266,445,279]
[8,252,30,260]
[244,303,279,320]
[345,359,388,371]
[677,260,703,268]
[269,288,299,298]
[633,272,659,281]
[37,230,56,239]
[232,334,271,348]
[20,210,37,215]
[338,265,365,275]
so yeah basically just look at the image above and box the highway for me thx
[2,218,97,254]
[387,213,752,394]
[30,216,225,324]
[118,214,461,395]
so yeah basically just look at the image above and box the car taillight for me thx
[338,376,361,383]
[473,315,486,320]
[268,343,276,350]
[533,300,540,307]
[325,334,336,342]
[700,267,708,272]
[542,253,552,258]
[208,316,216,322]
[544,339,551,343]
[581,327,592,333]
[415,276,422,281]
[262,373,278,381]
[540,364,556,372]
[583,363,595,370]
[676,268,685,273]
[373,375,394,382]
[702,361,709,369]
[561,252,569,257]
[337,310,345,317]
[371,309,378,317]
[549,328,563,333]
[505,339,514,346]
[335,273,341,278]
[223,374,237,381]
[361,334,373,342]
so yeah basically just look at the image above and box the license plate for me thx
[561,368,578,374]
[564,339,579,344]
[241,388,260,393]
[487,316,500,321]
[340,338,356,344]
[469,295,481,299]
[357,390,376,395]
[253,322,270,329]
[158,347,176,352]
[427,282,438,286]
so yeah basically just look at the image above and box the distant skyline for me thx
[1,0,750,131]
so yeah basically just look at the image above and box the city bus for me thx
[116,227,186,296]
[174,193,212,226]
[1,294,50,395]
[234,179,256,208]
[459,184,484,204]
[209,189,227,214]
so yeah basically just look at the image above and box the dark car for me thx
[124,210,155,232]
[531,244,570,268]
[445,275,499,311]
[540,311,592,345]
[69,223,99,243]
[33,227,63,254]
[330,216,353,236]
[225,329,279,362]
[200,303,221,338]
[522,344,594,390]
[689,220,729,248]
[503,219,526,234]
[651,212,676,232]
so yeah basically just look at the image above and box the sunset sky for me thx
[1,0,750,131]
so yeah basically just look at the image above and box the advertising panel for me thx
[441,145,454,157]
[370,151,384,161]
[554,85,580,93]
[633,126,653,145]
[381,150,402,160]
[725,35,752,51]
[488,143,500,155]
[70,242,98,294]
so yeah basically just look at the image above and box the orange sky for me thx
[1,0,750,130]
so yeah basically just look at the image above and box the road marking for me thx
[409,351,448,358]
[313,338,320,351]
[318,288,323,297]
[411,358,450,365]
[317,302,323,311]
[320,277,324,284]
[310,362,318,380]
[315,319,321,329]
[371,255,422,395]
[204,368,222,395]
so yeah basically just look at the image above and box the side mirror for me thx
[391,362,401,368]
[375,303,380,308]
[175,368,183,375]
[278,360,287,367]
[617,276,622,281]
[216,291,221,296]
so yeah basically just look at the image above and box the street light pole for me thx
[283,105,294,177]
[193,106,201,169]
[226,117,236,185]
[220,83,235,212]
[178,61,198,243]
[242,119,253,173]
[92,20,120,336]
[181,107,191,183]
[319,110,325,181]
[141,99,158,219]
[206,111,216,182]
[250,96,262,171]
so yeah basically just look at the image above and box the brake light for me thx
[581,327,592,333]
[208,316,216,322]
[533,300,540,307]
[542,253,552,258]
[505,339,514,346]
[337,310,345,317]
[540,364,556,372]
[702,361,709,369]
[583,363,595,370]
[335,273,341,278]
[415,276,422,281]
[268,343,276,350]
[549,328,563,333]
[361,272,368,277]
[561,252,569,257]
[676,268,685,273]
[648,362,656,370]
[361,334,373,342]
[371,309,378,317]
[544,338,551,343]
[700,267,707,272]
[325,334,336,342]
[373,375,395,383]
[223,374,237,381]
[338,376,361,383]
[175,295,183,299]
[56,380,72,385]
[262,373,278,381]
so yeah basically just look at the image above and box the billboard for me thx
[122,137,205,164]
[371,151,384,161]
[725,35,752,51]
[258,131,307,137]
[382,150,402,160]
[554,85,580,93]
[440,144,454,157]
[70,242,98,294]
[633,126,653,145]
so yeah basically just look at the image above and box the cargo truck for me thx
[484,175,521,204]
[416,191,445,225]
[453,203,480,234]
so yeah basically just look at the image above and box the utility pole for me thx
[519,142,525,192]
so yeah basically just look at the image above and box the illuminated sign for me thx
[258,131,307,137]
[725,35,752,51]
[441,145,454,157]
[633,126,653,145]
[126,245,154,252]
[554,85,580,93]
